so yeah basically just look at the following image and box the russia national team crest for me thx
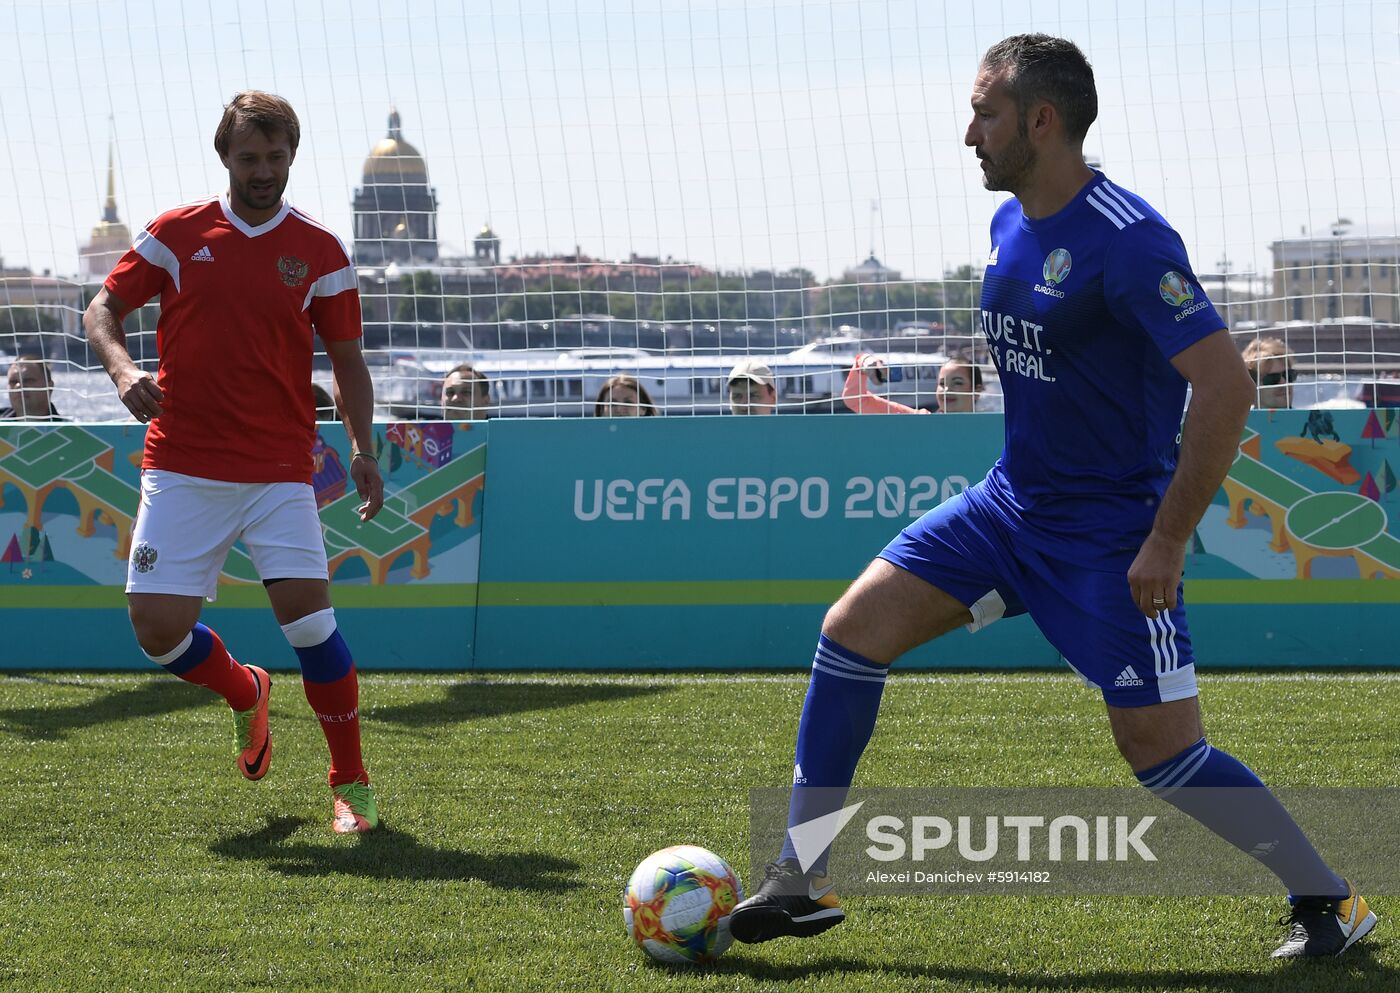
[277,255,310,287]
[1159,271,1196,307]
[1042,248,1072,286]
[131,542,158,574]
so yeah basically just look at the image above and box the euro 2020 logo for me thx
[1042,248,1072,286]
[1159,271,1196,307]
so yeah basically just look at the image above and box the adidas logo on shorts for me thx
[1114,666,1145,688]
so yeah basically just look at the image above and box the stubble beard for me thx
[980,122,1037,194]
[231,174,287,214]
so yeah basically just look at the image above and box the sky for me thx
[2,0,1398,283]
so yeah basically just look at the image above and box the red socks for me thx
[150,623,257,712]
[301,667,366,787]
[152,610,369,788]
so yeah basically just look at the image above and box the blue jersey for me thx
[976,172,1224,565]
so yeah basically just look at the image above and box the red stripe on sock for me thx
[302,666,366,787]
[178,627,257,711]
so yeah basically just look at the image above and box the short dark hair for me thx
[942,356,984,391]
[594,374,658,417]
[981,34,1097,143]
[215,91,301,157]
[311,383,337,420]
[445,363,491,398]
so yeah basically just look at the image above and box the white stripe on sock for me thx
[812,662,889,684]
[1139,739,1207,789]
[143,631,194,666]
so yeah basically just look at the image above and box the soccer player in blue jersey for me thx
[730,34,1375,961]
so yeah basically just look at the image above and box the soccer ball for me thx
[623,844,744,965]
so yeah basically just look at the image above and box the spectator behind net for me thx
[595,374,658,417]
[311,382,340,421]
[443,363,491,421]
[727,358,777,415]
[841,353,986,414]
[1240,337,1296,410]
[2,356,66,420]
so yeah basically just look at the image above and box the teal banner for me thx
[478,414,1063,669]
[476,409,1400,669]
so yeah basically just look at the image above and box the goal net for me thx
[2,1,1397,419]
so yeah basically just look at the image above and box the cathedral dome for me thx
[363,108,428,183]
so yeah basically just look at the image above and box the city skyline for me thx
[3,0,1398,283]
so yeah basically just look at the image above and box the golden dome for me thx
[363,108,428,182]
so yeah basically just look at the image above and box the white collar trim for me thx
[220,193,291,237]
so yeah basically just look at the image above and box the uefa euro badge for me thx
[1042,248,1072,286]
[277,255,310,287]
[132,542,158,574]
[1159,271,1196,307]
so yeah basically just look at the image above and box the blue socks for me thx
[778,635,888,875]
[775,638,1343,898]
[280,607,353,683]
[291,628,354,683]
[1136,737,1347,899]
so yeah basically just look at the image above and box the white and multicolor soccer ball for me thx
[623,845,744,965]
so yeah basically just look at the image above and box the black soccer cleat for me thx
[1271,881,1377,959]
[728,860,845,944]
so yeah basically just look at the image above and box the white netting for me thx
[1,0,1397,419]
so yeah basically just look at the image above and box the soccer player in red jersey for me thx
[82,92,383,834]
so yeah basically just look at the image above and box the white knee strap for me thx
[281,607,337,648]
[142,630,194,665]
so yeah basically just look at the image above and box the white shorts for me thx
[126,469,329,600]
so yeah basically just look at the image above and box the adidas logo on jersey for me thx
[1114,666,1145,688]
[190,245,215,262]
[986,245,999,266]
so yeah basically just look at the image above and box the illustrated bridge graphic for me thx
[0,426,486,586]
[1221,427,1399,580]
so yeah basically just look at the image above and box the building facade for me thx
[1269,221,1400,325]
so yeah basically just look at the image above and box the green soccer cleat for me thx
[1272,880,1377,958]
[331,781,379,834]
[232,665,272,781]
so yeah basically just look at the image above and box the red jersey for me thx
[104,195,361,483]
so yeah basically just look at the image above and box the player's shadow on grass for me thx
[371,681,669,728]
[211,815,581,892]
[0,677,208,741]
[717,946,1393,990]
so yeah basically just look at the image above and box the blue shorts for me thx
[879,479,1197,707]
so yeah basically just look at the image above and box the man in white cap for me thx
[727,358,777,415]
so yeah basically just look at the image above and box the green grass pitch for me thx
[1,670,1396,992]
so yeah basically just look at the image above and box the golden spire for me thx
[81,125,132,278]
